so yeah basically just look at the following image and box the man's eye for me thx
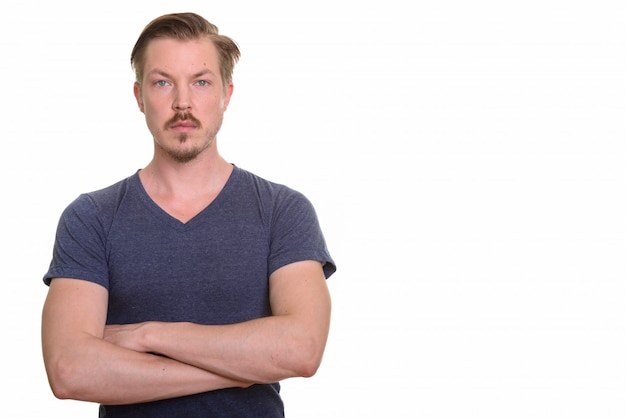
[155,80,168,87]
[196,80,209,87]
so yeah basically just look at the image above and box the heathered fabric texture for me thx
[44,165,335,417]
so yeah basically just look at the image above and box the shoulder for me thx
[61,173,138,223]
[232,165,308,203]
[230,166,317,222]
[232,166,320,224]
[85,174,136,206]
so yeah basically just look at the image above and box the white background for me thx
[2,1,625,416]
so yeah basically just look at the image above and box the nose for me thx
[173,86,192,111]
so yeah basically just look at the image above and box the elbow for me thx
[289,336,326,378]
[45,357,87,401]
[49,383,73,401]
[297,360,322,379]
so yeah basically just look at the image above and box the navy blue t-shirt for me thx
[43,165,336,417]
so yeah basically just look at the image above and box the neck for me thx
[138,147,233,223]
[140,145,233,199]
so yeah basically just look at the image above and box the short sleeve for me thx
[267,189,336,279]
[43,194,110,289]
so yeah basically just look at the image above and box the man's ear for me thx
[133,82,144,113]
[223,82,234,111]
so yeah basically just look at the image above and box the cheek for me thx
[141,104,166,131]
[142,97,165,117]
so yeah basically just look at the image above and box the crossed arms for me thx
[41,260,331,405]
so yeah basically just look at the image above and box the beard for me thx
[165,132,215,163]
[160,112,221,163]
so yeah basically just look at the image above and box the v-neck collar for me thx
[131,165,238,230]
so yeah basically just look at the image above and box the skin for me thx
[41,37,332,405]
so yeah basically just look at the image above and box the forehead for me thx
[143,37,221,77]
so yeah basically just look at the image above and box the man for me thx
[41,12,336,417]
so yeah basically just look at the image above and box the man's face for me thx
[134,37,233,163]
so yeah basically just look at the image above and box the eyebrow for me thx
[146,68,217,79]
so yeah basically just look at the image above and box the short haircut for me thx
[130,12,240,89]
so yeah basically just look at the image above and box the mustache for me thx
[166,112,202,128]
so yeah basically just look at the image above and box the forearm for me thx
[44,334,248,405]
[136,316,327,384]
[102,261,332,385]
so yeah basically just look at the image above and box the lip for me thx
[170,122,197,131]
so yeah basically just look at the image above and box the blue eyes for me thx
[154,80,210,87]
